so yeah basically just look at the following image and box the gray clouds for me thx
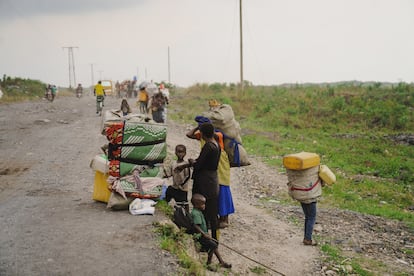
[0,0,146,21]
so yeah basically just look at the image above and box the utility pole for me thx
[62,46,78,88]
[168,46,171,84]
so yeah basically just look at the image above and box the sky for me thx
[0,0,413,88]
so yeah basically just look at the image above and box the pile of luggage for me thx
[283,152,336,202]
[90,110,167,211]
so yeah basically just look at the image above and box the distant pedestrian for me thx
[120,98,132,116]
[150,90,168,123]
[137,86,149,114]
[76,83,83,98]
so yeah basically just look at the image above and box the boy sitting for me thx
[191,193,232,271]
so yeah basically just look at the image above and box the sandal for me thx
[207,264,217,272]
[303,239,318,246]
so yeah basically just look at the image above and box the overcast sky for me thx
[0,0,413,87]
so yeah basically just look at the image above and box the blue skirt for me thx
[218,185,235,216]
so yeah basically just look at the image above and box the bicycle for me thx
[96,95,104,116]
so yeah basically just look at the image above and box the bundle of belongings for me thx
[200,99,250,167]
[283,152,336,203]
[90,109,167,211]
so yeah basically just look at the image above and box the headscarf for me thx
[194,115,211,126]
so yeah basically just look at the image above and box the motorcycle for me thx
[46,88,54,102]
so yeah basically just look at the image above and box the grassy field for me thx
[169,82,414,229]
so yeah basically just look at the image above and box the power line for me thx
[62,46,78,88]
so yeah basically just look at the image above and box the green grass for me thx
[170,82,414,230]
[154,201,206,275]
[0,75,75,103]
[321,243,373,275]
[170,82,414,274]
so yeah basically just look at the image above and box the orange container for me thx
[283,152,320,170]
[92,171,111,203]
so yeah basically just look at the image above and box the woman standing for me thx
[176,123,221,239]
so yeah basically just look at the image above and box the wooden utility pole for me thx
[239,0,244,93]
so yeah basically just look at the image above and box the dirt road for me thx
[1,94,412,275]
[0,96,179,275]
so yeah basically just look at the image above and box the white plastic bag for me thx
[129,198,156,215]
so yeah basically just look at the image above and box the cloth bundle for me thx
[202,104,242,143]
[108,173,164,199]
[101,110,150,135]
[108,160,163,178]
[200,105,250,167]
[106,120,167,164]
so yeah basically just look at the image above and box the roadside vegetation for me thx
[170,81,414,229]
[0,75,72,103]
[169,82,413,275]
[154,201,206,275]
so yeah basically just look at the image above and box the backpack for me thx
[172,205,195,234]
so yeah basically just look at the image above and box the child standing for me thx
[163,145,191,210]
[191,193,232,271]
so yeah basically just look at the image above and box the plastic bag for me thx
[129,198,156,215]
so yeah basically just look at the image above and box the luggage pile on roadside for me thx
[90,109,167,213]
[202,101,250,167]
[283,152,336,202]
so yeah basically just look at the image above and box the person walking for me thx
[137,86,149,114]
[76,83,83,98]
[150,90,168,123]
